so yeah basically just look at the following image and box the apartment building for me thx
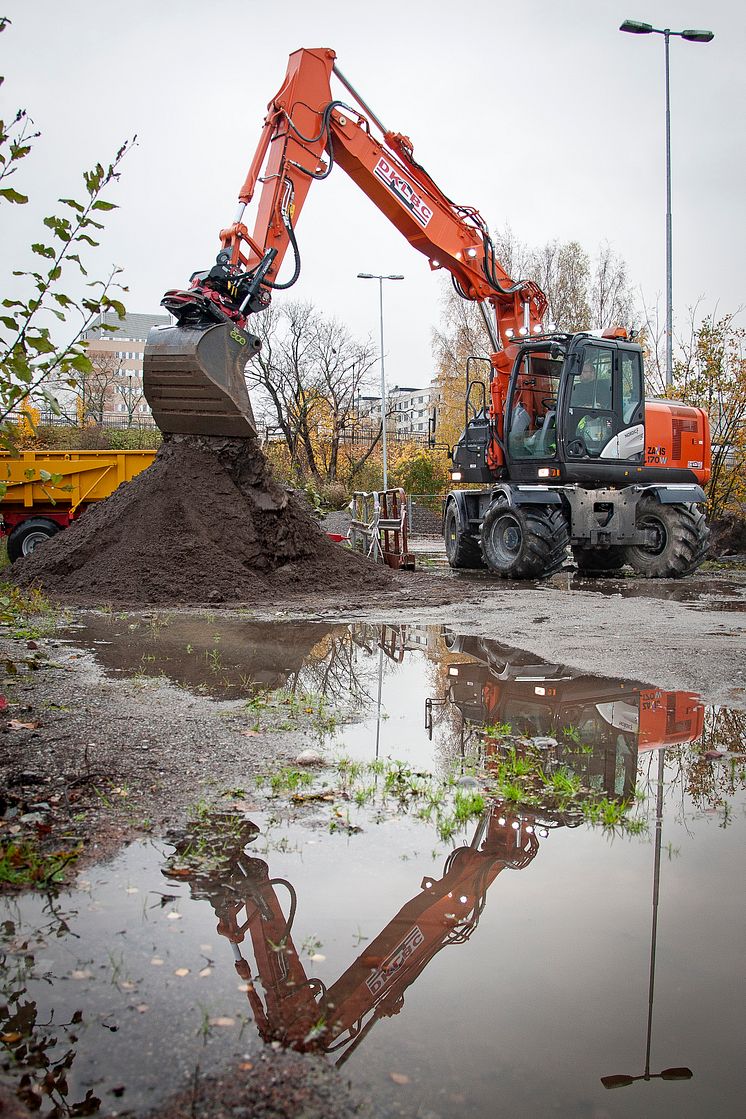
[81,311,170,424]
[359,382,439,438]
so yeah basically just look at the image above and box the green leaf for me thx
[59,197,85,213]
[26,335,56,354]
[0,187,28,204]
[75,233,99,247]
[0,315,17,330]
[103,298,126,320]
[31,243,56,258]
[53,293,74,308]
[70,353,93,374]
[92,200,117,211]
[67,254,88,276]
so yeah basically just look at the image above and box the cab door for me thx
[562,343,644,465]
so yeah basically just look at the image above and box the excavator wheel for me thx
[624,499,709,578]
[480,502,569,580]
[143,320,260,439]
[572,545,627,576]
[443,500,484,569]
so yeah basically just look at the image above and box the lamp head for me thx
[681,28,714,41]
[620,19,654,33]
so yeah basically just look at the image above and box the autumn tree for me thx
[671,312,746,521]
[0,16,131,456]
[246,301,379,483]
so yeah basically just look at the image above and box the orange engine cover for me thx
[643,400,711,485]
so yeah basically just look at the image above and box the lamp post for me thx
[619,19,714,388]
[357,272,404,491]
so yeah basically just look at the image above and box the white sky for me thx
[2,0,744,389]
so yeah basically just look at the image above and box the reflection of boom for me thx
[165,804,538,1065]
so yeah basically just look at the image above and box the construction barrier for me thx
[348,488,415,570]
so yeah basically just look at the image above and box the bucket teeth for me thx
[143,321,260,438]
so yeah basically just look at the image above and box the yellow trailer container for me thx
[0,449,156,560]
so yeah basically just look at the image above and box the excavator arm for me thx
[143,48,547,441]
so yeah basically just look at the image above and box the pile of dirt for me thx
[11,435,395,606]
[709,513,746,558]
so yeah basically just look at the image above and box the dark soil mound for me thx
[11,435,394,606]
[709,513,746,558]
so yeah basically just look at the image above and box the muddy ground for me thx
[1,556,745,1118]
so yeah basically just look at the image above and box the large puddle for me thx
[2,618,745,1117]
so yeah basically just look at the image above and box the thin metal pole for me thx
[664,30,673,389]
[378,277,389,491]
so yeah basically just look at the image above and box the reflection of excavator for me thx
[164,804,540,1064]
[143,47,710,580]
[438,632,704,800]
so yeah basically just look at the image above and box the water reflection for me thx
[164,803,542,1066]
[433,629,704,803]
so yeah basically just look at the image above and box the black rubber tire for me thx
[443,501,484,569]
[572,545,627,575]
[481,502,570,580]
[624,499,709,578]
[7,517,61,563]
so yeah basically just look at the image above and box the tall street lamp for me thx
[357,272,404,491]
[619,19,714,388]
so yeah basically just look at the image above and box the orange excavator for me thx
[143,47,710,580]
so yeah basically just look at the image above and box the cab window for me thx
[620,350,643,423]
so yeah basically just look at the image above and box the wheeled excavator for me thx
[143,47,711,581]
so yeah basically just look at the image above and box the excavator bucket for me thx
[142,321,261,439]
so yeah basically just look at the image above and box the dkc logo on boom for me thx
[374,157,433,228]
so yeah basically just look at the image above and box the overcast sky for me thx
[3,0,743,389]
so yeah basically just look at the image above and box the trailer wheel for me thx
[481,502,569,580]
[624,499,709,578]
[7,518,61,563]
[572,545,627,575]
[443,500,484,569]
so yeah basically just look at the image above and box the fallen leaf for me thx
[150,957,164,966]
[119,981,136,991]
[237,982,254,993]
[8,719,40,731]
[239,1062,254,1071]
[0,697,7,711]
[241,729,259,738]
[390,1072,410,1085]
[310,953,326,962]
[71,969,93,980]
[199,967,213,978]
[135,1004,149,1013]
[125,887,139,894]
[1,1031,22,1043]
[173,968,190,977]
[209,1016,235,1027]
[166,912,182,920]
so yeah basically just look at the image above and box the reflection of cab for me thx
[440,632,704,801]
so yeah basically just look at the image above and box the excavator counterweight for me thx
[143,321,259,438]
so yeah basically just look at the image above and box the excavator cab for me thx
[503,336,647,483]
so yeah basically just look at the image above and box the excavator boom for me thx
[143,48,545,439]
